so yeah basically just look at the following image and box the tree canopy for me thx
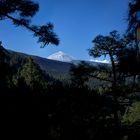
[70,61,93,88]
[19,57,46,89]
[0,0,59,47]
[89,31,127,59]
[128,0,140,33]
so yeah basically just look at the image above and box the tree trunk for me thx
[109,52,119,128]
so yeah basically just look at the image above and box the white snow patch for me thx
[47,51,76,62]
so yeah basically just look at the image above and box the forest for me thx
[0,0,140,140]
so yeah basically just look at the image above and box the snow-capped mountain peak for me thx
[47,51,76,62]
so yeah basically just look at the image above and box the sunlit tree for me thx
[19,57,47,93]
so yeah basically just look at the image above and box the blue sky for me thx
[0,0,129,61]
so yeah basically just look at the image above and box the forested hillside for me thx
[0,0,140,140]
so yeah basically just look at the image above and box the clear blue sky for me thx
[0,0,129,60]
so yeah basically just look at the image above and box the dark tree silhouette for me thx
[19,57,47,93]
[128,0,140,33]
[89,30,127,129]
[70,61,92,88]
[0,0,59,47]
[118,47,140,80]
[127,0,140,72]
[0,41,12,93]
[89,31,126,87]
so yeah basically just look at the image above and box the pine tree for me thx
[19,57,47,94]
[0,0,59,47]
[89,30,126,129]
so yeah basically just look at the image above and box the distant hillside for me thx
[7,48,111,85]
[8,49,72,79]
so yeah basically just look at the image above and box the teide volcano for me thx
[7,49,73,80]
[47,51,76,62]
[4,47,110,81]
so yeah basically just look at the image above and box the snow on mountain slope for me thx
[47,51,76,62]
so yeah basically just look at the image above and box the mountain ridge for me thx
[6,48,110,80]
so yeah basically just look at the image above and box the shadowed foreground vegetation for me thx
[0,0,140,139]
[0,43,140,140]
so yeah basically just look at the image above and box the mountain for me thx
[6,48,110,82]
[8,49,72,79]
[47,51,76,62]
